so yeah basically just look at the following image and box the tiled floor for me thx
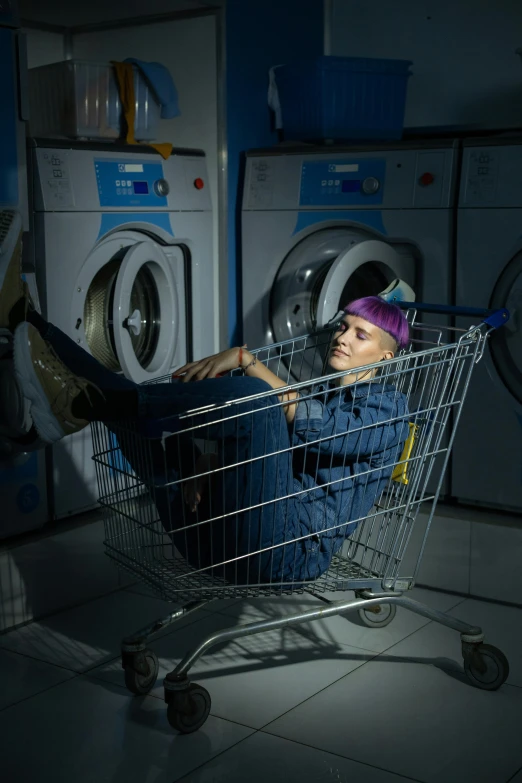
[1,518,521,783]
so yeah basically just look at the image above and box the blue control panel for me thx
[300,158,386,206]
[95,159,167,207]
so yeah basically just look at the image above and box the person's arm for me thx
[173,347,299,422]
[239,349,299,423]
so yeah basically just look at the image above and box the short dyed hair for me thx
[343,296,410,350]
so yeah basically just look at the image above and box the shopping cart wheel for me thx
[463,643,510,691]
[124,649,159,695]
[167,683,211,734]
[357,602,396,628]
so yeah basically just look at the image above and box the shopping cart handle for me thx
[395,301,510,329]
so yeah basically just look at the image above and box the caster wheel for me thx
[463,643,509,691]
[167,683,211,734]
[358,602,396,628]
[124,649,159,695]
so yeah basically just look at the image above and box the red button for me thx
[420,172,435,186]
[194,178,205,190]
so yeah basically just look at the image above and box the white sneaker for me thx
[14,321,94,444]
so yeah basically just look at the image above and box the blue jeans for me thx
[33,316,321,584]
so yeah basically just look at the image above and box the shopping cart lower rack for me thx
[91,301,510,733]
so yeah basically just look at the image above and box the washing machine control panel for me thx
[94,159,168,207]
[300,159,386,206]
[37,151,74,208]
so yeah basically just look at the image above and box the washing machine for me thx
[27,139,214,520]
[242,140,459,356]
[241,141,460,498]
[452,137,522,513]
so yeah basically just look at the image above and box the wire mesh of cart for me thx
[91,301,510,733]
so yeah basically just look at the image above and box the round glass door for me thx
[490,253,522,404]
[76,238,181,384]
[83,257,161,373]
[269,227,416,380]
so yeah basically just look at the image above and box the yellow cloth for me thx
[112,61,173,160]
[391,423,418,485]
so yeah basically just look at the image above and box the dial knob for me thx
[362,176,380,195]
[154,178,170,196]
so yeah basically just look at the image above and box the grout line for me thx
[256,731,426,783]
[254,606,473,734]
[170,729,261,783]
[0,644,86,675]
[506,763,522,783]
[415,583,522,611]
[0,671,82,714]
[0,583,132,637]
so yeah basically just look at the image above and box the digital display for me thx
[342,179,361,193]
[124,164,144,173]
[133,181,149,195]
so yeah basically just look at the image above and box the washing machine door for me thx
[270,227,416,379]
[490,251,522,405]
[80,239,181,383]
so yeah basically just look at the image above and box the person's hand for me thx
[173,346,250,382]
[183,476,205,512]
[182,453,218,512]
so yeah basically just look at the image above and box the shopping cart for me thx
[91,301,510,733]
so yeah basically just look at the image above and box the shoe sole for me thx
[13,321,65,444]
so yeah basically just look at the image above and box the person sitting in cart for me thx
[1,235,409,586]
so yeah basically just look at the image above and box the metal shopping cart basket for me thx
[91,301,510,733]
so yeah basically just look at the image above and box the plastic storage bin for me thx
[28,60,161,142]
[275,56,412,141]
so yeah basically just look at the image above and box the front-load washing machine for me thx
[27,139,214,520]
[1,211,48,539]
[242,140,459,357]
[453,137,522,513]
[241,140,460,498]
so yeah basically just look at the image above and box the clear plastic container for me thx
[275,56,412,141]
[28,60,161,141]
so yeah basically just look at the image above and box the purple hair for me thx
[343,296,410,350]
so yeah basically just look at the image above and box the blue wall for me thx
[0,27,20,209]
[225,0,324,346]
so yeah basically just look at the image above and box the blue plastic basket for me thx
[275,56,412,141]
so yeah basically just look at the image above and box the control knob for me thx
[362,177,380,195]
[154,178,170,196]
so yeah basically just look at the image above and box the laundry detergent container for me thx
[28,60,161,141]
[274,56,412,141]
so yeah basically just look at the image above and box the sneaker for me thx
[0,210,32,333]
[13,321,95,444]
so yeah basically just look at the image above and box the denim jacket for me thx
[290,380,409,570]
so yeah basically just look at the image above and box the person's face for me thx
[328,314,395,385]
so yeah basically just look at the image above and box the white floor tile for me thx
[401,510,471,594]
[376,597,522,688]
[213,586,465,654]
[0,589,211,673]
[265,657,522,783]
[0,519,131,632]
[88,608,376,729]
[176,731,421,783]
[470,519,522,604]
[0,647,75,711]
[0,675,253,783]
